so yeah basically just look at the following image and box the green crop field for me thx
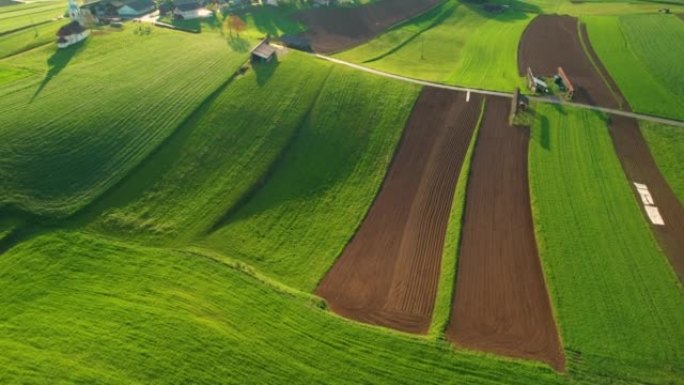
[203,62,419,291]
[0,19,61,59]
[0,230,571,385]
[585,14,684,120]
[335,0,530,91]
[640,121,684,204]
[1,0,684,383]
[0,26,252,218]
[0,0,63,34]
[529,105,684,383]
[83,53,332,244]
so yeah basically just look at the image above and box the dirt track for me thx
[445,97,565,371]
[316,88,482,334]
[608,116,684,281]
[518,15,624,109]
[294,0,442,53]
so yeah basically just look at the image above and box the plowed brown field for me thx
[518,15,624,108]
[294,0,442,53]
[608,116,684,281]
[445,97,565,371]
[316,88,482,334]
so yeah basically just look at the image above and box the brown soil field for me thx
[316,88,482,334]
[294,0,442,53]
[445,97,565,371]
[518,15,625,109]
[608,116,684,281]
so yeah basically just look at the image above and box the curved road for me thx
[312,53,684,128]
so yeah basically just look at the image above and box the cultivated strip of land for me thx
[445,97,565,371]
[316,88,482,334]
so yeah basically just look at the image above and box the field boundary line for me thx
[312,53,684,128]
[428,97,486,339]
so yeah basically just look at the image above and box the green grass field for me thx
[640,121,684,204]
[203,62,420,291]
[82,53,332,244]
[0,19,61,59]
[585,14,684,120]
[0,230,570,385]
[335,0,530,91]
[0,26,252,218]
[529,104,684,383]
[0,0,63,34]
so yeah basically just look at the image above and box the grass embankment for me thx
[85,53,333,243]
[428,98,485,338]
[640,121,684,204]
[0,27,251,218]
[0,230,567,384]
[585,14,684,120]
[204,63,420,292]
[529,105,684,383]
[335,0,530,91]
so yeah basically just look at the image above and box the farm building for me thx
[173,1,207,19]
[251,41,276,63]
[117,0,156,17]
[57,0,90,48]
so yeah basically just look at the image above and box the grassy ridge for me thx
[335,0,529,91]
[529,105,684,383]
[640,121,684,204]
[204,64,420,291]
[585,14,684,120]
[85,53,332,243]
[0,230,570,385]
[0,27,251,217]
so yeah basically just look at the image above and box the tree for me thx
[227,14,246,38]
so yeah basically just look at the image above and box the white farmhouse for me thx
[56,0,90,48]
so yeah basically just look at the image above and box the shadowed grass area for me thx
[203,63,420,291]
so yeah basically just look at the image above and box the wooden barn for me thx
[251,41,276,63]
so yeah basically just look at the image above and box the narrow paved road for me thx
[313,54,684,128]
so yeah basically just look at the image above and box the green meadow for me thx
[585,14,684,120]
[203,61,419,291]
[0,0,63,34]
[528,105,684,383]
[0,26,252,217]
[640,121,684,204]
[83,53,331,244]
[335,0,530,91]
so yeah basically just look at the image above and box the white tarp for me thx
[633,182,664,226]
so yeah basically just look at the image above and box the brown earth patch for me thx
[518,14,624,109]
[293,0,443,53]
[608,116,684,281]
[445,97,565,371]
[316,88,482,334]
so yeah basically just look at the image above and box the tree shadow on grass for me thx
[31,41,87,102]
[227,35,250,52]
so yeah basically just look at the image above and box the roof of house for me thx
[121,0,155,12]
[175,1,202,11]
[57,21,85,37]
[251,42,276,59]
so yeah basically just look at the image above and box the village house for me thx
[57,0,90,48]
[173,1,206,19]
[117,0,156,17]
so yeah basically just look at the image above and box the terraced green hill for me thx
[0,27,251,217]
